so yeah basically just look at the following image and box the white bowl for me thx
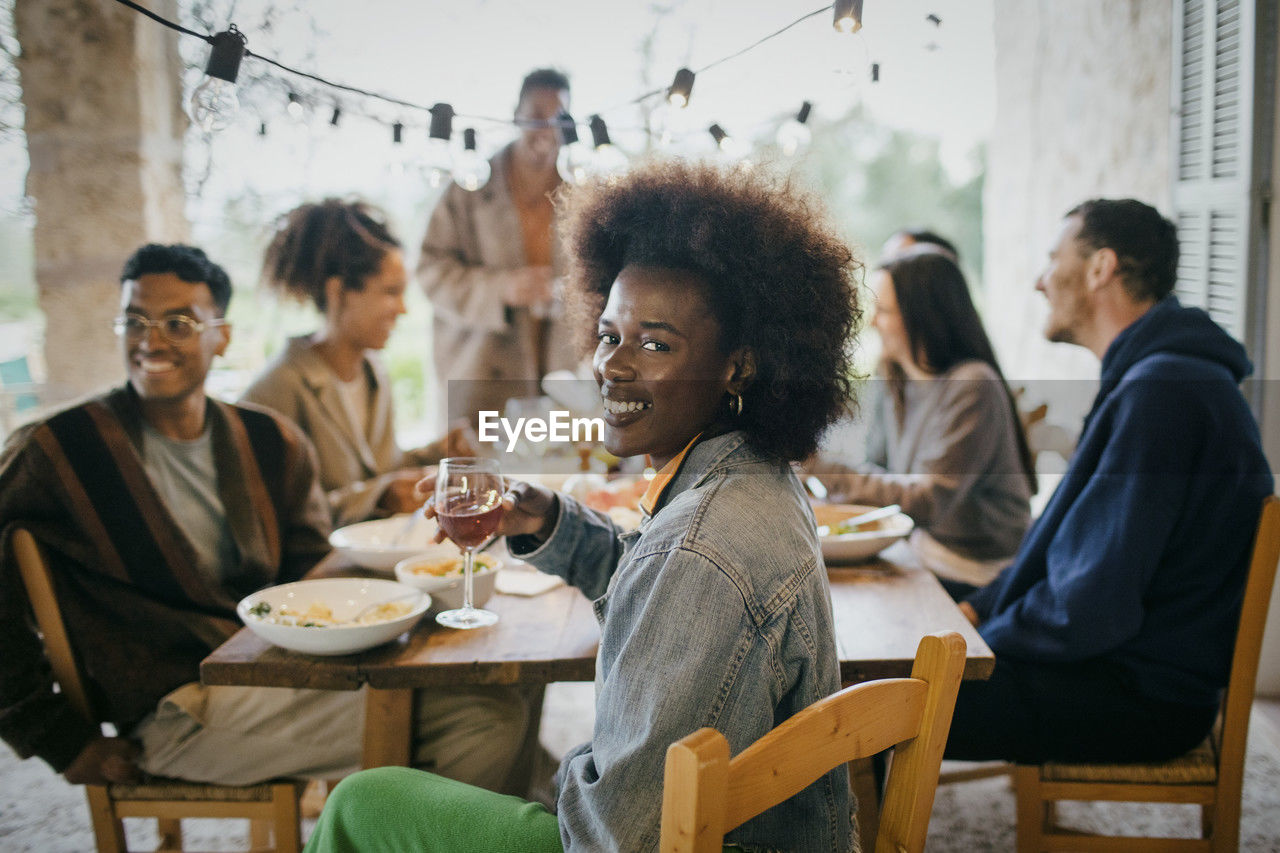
[813,503,915,564]
[329,514,442,572]
[394,544,502,612]
[237,578,430,656]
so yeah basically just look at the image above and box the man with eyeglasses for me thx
[0,244,526,791]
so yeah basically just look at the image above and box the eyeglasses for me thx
[113,313,227,344]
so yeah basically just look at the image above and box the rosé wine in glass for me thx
[434,458,504,629]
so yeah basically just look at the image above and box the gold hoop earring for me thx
[730,394,744,417]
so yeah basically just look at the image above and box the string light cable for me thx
[604,4,834,113]
[110,0,509,124]
[108,0,929,184]
[111,0,850,132]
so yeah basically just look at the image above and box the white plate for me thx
[394,545,502,612]
[813,503,914,564]
[329,514,442,572]
[237,578,429,656]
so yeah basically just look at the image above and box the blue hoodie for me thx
[968,297,1273,705]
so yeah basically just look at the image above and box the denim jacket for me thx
[511,432,854,852]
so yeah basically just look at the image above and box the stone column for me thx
[15,0,187,402]
[984,0,1172,413]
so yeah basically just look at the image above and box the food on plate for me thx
[581,477,648,510]
[811,503,889,535]
[244,599,412,627]
[567,476,648,531]
[605,506,644,531]
[401,552,499,577]
[827,516,889,535]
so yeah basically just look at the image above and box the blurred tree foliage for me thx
[0,0,34,324]
[0,213,35,321]
[790,104,985,285]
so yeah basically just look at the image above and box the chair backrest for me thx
[1216,495,1280,797]
[659,631,966,853]
[11,528,97,723]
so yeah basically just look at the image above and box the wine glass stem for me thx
[462,549,475,610]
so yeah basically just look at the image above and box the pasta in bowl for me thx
[394,545,502,612]
[811,503,915,564]
[237,577,430,656]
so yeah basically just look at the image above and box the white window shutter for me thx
[1169,0,1268,357]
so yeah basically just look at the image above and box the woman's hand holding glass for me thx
[415,461,560,630]
[416,475,560,545]
[425,458,505,629]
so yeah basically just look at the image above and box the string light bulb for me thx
[386,122,409,176]
[555,112,594,184]
[667,68,696,108]
[776,101,813,157]
[451,128,490,192]
[286,92,306,122]
[424,103,455,188]
[588,115,628,176]
[188,26,246,133]
[387,122,408,177]
[709,123,747,160]
[871,62,880,82]
[329,105,342,126]
[833,0,864,33]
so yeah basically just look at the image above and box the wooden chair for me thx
[1013,494,1280,852]
[659,631,966,853]
[11,528,303,853]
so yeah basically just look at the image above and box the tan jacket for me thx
[417,145,578,426]
[241,336,438,526]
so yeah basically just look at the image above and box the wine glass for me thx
[434,457,504,629]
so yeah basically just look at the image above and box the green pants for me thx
[305,766,745,852]
[305,767,563,853]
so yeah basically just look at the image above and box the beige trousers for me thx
[133,682,528,791]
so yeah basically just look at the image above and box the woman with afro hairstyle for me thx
[242,199,473,526]
[306,161,862,852]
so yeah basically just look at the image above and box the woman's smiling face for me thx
[593,265,739,469]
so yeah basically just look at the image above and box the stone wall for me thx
[15,0,186,402]
[984,0,1172,421]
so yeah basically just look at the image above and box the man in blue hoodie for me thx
[945,199,1273,763]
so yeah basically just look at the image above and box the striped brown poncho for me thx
[0,386,331,772]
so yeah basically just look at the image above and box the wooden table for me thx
[203,545,991,763]
[203,546,991,849]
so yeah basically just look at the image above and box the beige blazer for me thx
[417,144,578,426]
[241,336,437,526]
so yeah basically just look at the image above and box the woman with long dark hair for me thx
[813,246,1036,598]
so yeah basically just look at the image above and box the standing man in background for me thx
[418,68,578,429]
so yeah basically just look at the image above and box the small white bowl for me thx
[394,544,502,612]
[329,514,441,572]
[237,577,429,656]
[812,503,915,564]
